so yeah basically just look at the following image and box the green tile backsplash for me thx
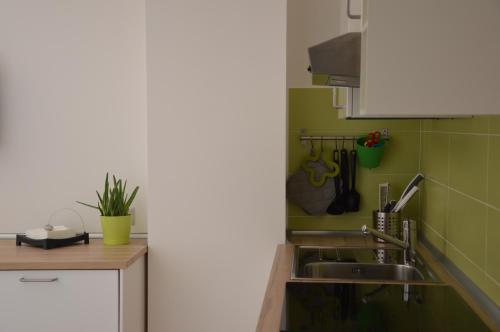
[489,117,500,134]
[287,88,421,231]
[421,132,449,184]
[449,135,488,201]
[488,136,500,208]
[447,191,487,268]
[421,117,500,306]
[287,88,500,306]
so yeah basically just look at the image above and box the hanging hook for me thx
[352,137,355,150]
[309,139,315,156]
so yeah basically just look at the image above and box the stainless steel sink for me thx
[301,262,424,281]
[292,246,441,284]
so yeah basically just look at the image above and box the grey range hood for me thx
[308,32,361,88]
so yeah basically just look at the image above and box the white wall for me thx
[287,0,342,88]
[0,0,147,233]
[146,0,286,331]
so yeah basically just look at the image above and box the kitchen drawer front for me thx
[0,270,119,332]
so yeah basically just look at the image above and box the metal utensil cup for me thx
[373,210,401,263]
[373,210,401,242]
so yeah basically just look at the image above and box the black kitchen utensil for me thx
[345,150,360,212]
[327,148,349,214]
[383,200,397,213]
[327,147,344,215]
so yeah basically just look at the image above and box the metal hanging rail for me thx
[299,129,389,143]
[299,135,360,141]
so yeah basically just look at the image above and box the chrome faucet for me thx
[361,219,416,266]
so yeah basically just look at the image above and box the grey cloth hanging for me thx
[286,160,335,216]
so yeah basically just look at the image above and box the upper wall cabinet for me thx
[360,0,500,116]
[339,0,361,33]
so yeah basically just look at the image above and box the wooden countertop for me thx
[0,239,147,270]
[256,235,499,332]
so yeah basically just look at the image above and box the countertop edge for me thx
[122,245,148,269]
[256,244,292,332]
[0,239,148,270]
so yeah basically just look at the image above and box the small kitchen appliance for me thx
[16,208,89,249]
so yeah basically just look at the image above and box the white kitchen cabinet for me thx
[0,256,145,332]
[333,0,363,118]
[359,0,500,116]
[339,0,362,34]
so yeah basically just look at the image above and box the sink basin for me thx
[300,262,424,281]
[291,246,441,284]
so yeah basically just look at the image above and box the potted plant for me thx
[77,173,139,245]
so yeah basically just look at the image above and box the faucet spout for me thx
[361,219,416,266]
[361,225,409,249]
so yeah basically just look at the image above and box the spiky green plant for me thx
[77,173,139,216]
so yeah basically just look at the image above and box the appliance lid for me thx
[308,32,361,87]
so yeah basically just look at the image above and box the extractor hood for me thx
[308,32,361,87]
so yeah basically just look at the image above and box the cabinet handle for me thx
[19,277,59,283]
[347,0,361,19]
[333,88,347,109]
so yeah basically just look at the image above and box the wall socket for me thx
[129,207,135,226]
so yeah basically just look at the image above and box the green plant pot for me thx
[356,137,385,169]
[100,215,131,245]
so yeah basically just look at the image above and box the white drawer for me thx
[0,270,119,332]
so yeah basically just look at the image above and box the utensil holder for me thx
[373,210,401,242]
[373,210,401,263]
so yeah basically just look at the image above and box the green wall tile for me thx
[288,131,306,174]
[327,119,420,133]
[431,117,489,134]
[287,201,304,217]
[421,132,449,184]
[422,223,446,253]
[422,181,448,236]
[289,89,338,132]
[371,132,420,174]
[449,134,488,201]
[486,208,500,282]
[489,115,500,134]
[421,116,500,303]
[447,191,487,268]
[488,136,500,209]
[447,244,486,291]
[421,120,432,131]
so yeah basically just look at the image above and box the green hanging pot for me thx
[356,137,385,169]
